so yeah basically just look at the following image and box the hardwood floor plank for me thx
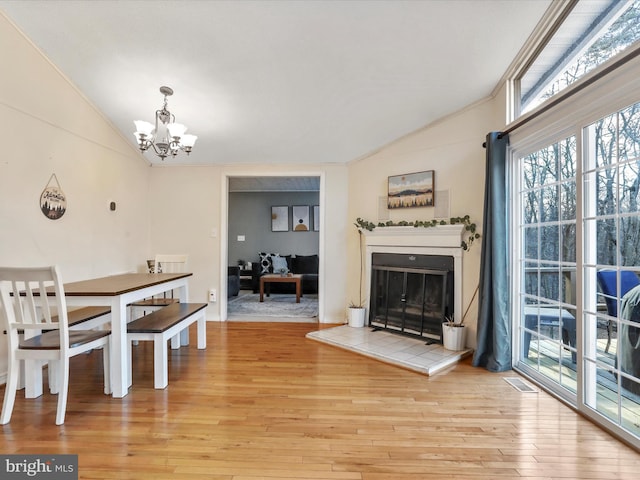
[0,322,637,479]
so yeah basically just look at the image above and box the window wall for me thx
[509,0,640,445]
[512,88,640,447]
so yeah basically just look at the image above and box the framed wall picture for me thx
[313,205,320,231]
[271,206,289,231]
[388,170,435,209]
[292,205,310,231]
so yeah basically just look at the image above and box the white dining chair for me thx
[129,254,188,320]
[0,265,111,425]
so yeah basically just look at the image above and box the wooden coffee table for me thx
[259,274,303,303]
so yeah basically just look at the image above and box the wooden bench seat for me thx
[65,306,111,329]
[5,306,111,335]
[127,302,207,389]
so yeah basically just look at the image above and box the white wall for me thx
[0,14,151,278]
[347,97,506,347]
[148,164,350,323]
[0,14,152,376]
[147,166,220,316]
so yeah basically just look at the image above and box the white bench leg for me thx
[197,312,206,349]
[48,360,60,394]
[102,339,111,395]
[24,359,44,398]
[17,361,25,391]
[127,338,133,391]
[154,335,169,389]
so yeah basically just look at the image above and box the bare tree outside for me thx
[524,1,640,112]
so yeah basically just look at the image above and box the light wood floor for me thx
[1,322,639,479]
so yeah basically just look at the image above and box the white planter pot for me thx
[348,307,367,328]
[442,324,467,351]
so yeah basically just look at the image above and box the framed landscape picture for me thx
[292,205,310,231]
[271,206,289,231]
[387,170,434,209]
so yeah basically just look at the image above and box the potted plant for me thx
[442,316,467,351]
[348,223,369,327]
[441,284,478,351]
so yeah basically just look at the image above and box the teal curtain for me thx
[472,132,511,372]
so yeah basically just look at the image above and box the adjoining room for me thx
[226,176,320,322]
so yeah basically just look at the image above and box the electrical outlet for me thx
[208,288,217,302]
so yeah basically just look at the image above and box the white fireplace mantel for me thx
[361,225,465,323]
[362,224,465,248]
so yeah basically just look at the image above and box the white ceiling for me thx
[0,0,552,167]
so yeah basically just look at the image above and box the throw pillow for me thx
[282,254,293,271]
[258,252,276,274]
[271,254,288,273]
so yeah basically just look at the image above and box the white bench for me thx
[127,302,207,389]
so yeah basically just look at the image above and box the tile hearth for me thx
[306,325,472,375]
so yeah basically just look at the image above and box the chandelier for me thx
[133,86,197,161]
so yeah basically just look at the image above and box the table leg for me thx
[111,298,128,397]
[259,278,265,302]
[296,279,301,303]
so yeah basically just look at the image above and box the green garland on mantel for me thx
[354,215,481,251]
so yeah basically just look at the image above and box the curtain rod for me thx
[498,45,640,140]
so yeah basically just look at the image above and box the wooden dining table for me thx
[61,272,192,398]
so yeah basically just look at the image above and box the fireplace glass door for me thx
[370,266,448,342]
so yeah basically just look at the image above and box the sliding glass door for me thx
[582,104,640,435]
[514,100,640,446]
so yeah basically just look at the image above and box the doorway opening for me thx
[223,175,322,321]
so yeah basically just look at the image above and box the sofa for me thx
[228,266,240,297]
[251,253,318,295]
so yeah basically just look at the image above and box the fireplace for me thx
[362,225,465,342]
[370,253,454,342]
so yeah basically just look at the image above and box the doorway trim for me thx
[220,170,325,322]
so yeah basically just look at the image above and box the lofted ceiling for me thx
[0,0,552,167]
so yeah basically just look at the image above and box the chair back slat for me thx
[0,266,69,349]
[154,254,188,274]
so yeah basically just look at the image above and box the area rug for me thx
[227,291,318,319]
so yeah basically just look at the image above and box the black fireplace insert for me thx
[369,253,454,342]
